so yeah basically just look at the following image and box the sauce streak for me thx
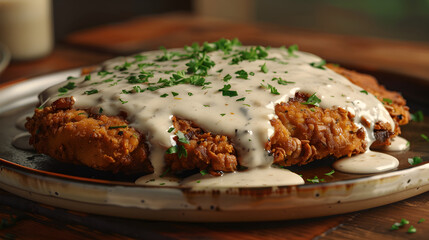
[333,151,399,174]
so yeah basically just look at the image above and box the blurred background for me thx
[52,0,429,42]
[1,0,429,87]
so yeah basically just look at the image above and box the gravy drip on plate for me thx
[333,151,399,174]
[39,42,395,181]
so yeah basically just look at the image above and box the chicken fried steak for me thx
[25,40,410,176]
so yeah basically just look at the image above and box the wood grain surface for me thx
[0,13,428,239]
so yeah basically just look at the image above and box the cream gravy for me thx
[333,151,399,174]
[38,43,395,181]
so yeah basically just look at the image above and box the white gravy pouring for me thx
[333,151,399,174]
[135,167,304,187]
[371,136,410,152]
[38,44,395,181]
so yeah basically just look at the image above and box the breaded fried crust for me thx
[26,64,410,175]
[25,98,152,174]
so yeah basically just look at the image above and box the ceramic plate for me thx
[0,69,428,222]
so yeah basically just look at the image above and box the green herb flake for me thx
[408,156,423,165]
[382,98,393,104]
[172,92,179,97]
[176,131,190,144]
[217,69,223,73]
[58,82,76,93]
[168,127,175,133]
[119,98,128,104]
[188,92,193,96]
[307,176,324,183]
[203,104,210,107]
[287,44,299,57]
[391,223,401,230]
[360,90,369,95]
[220,113,226,116]
[235,70,249,80]
[196,180,201,183]
[108,125,128,130]
[218,84,238,97]
[99,107,103,114]
[272,77,294,85]
[324,169,335,176]
[166,146,177,154]
[301,93,321,107]
[260,83,280,95]
[97,71,113,78]
[407,225,417,233]
[223,74,232,82]
[310,60,326,69]
[84,75,91,81]
[236,97,246,101]
[421,134,429,142]
[418,218,425,223]
[411,110,424,122]
[249,72,255,76]
[160,93,168,98]
[84,89,98,95]
[67,76,78,80]
[159,183,166,186]
[200,169,209,176]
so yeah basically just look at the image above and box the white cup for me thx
[0,0,53,60]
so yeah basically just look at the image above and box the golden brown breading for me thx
[25,97,152,174]
[327,64,410,127]
[165,116,237,175]
[26,65,410,175]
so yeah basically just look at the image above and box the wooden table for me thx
[1,13,428,239]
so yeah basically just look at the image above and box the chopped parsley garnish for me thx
[408,156,423,165]
[287,44,299,57]
[133,86,144,93]
[168,127,175,133]
[97,71,113,78]
[272,77,294,85]
[108,125,127,129]
[360,90,369,95]
[411,110,424,122]
[324,169,335,176]
[218,84,238,97]
[235,70,249,80]
[217,69,223,73]
[200,169,209,176]
[58,82,76,93]
[185,52,215,76]
[220,113,226,116]
[236,97,246,101]
[418,218,425,223]
[249,72,255,76]
[421,134,429,142]
[172,92,179,96]
[382,98,393,104]
[230,46,268,64]
[160,167,170,178]
[160,93,168,98]
[301,93,321,107]
[407,225,417,233]
[133,54,147,62]
[307,176,324,183]
[67,76,78,80]
[84,89,98,95]
[260,83,280,95]
[84,75,91,81]
[203,104,210,107]
[176,131,190,144]
[119,98,128,104]
[188,92,193,96]
[99,107,103,114]
[155,46,180,62]
[310,60,326,69]
[114,62,132,71]
[223,74,232,82]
